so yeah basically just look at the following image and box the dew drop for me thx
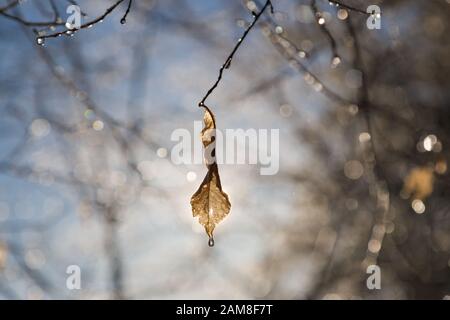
[208,237,215,247]
[36,37,45,46]
[120,18,126,24]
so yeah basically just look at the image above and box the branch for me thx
[198,0,274,107]
[261,19,353,105]
[326,0,369,15]
[311,0,340,66]
[36,0,131,44]
[120,0,133,24]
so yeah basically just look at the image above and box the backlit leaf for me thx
[190,106,231,246]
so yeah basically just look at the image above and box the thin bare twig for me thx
[198,0,274,107]
[120,0,133,24]
[36,0,131,43]
[311,0,339,62]
[326,0,369,15]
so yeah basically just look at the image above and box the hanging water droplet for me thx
[120,18,126,24]
[208,237,215,247]
[36,37,45,46]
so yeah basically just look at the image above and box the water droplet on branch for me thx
[208,237,215,247]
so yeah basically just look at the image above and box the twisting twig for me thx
[198,0,274,107]
[311,0,340,65]
[345,15,391,268]
[120,0,133,24]
[326,0,369,15]
[36,0,131,44]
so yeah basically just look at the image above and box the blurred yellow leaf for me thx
[191,106,231,246]
[402,166,434,200]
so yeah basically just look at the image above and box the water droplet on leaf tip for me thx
[120,18,126,24]
[36,37,44,45]
[208,237,214,247]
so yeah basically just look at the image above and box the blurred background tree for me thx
[0,0,449,299]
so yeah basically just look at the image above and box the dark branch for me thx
[36,0,129,44]
[327,0,369,15]
[120,0,133,24]
[311,0,340,65]
[198,0,273,107]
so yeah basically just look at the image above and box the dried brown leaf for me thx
[190,106,231,246]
